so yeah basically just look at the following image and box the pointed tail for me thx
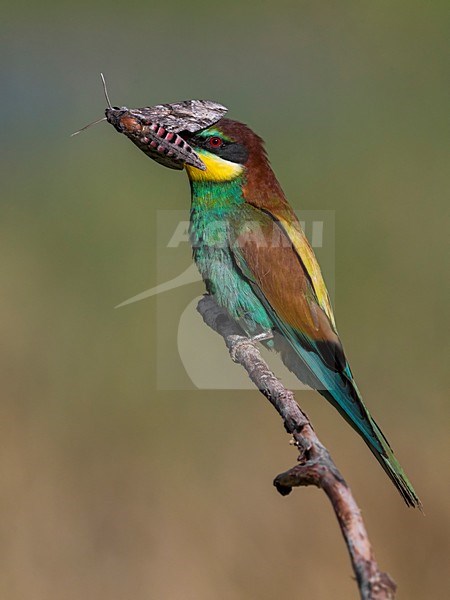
[368,418,422,509]
[320,377,422,509]
[275,333,422,508]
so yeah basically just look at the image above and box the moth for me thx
[73,75,227,171]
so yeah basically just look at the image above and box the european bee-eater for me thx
[182,118,420,508]
[105,102,420,508]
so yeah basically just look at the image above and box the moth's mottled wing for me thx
[130,100,228,133]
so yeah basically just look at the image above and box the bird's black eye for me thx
[208,136,223,149]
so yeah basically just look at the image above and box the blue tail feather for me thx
[270,314,421,508]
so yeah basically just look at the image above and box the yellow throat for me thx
[185,151,244,182]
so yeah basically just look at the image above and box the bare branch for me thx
[197,294,397,600]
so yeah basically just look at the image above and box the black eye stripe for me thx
[188,135,249,165]
[190,135,229,149]
[220,143,249,165]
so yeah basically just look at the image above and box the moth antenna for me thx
[70,116,107,137]
[100,72,112,109]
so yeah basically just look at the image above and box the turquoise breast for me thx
[189,178,273,334]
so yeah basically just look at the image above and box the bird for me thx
[179,117,421,508]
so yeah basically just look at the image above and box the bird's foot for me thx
[250,331,274,343]
[229,330,273,362]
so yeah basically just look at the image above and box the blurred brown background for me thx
[1,2,449,599]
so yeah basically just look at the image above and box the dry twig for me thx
[197,294,397,600]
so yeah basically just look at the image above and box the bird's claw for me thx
[229,330,273,362]
[250,331,274,343]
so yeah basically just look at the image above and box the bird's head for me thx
[182,118,268,184]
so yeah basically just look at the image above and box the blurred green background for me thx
[1,2,449,599]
